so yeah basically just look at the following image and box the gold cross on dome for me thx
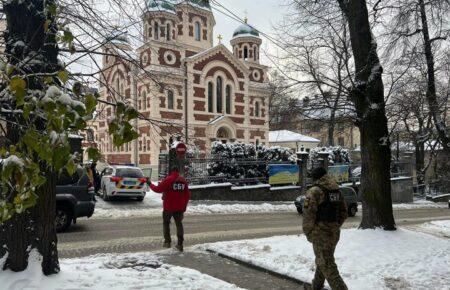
[217,34,223,44]
[244,10,248,23]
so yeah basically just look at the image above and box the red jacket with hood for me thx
[149,171,190,212]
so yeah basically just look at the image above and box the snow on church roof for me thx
[269,130,320,143]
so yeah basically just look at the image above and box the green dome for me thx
[232,23,260,38]
[147,0,176,13]
[185,0,211,10]
[105,29,130,45]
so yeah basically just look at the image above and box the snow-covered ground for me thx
[204,227,450,290]
[92,191,446,219]
[93,191,296,219]
[418,220,450,237]
[0,251,242,290]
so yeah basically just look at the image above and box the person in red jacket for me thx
[148,166,190,252]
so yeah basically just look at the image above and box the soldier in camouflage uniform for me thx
[303,167,348,290]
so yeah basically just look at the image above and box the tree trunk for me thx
[418,0,450,152]
[1,0,60,275]
[337,0,396,230]
[415,141,425,185]
[328,115,336,147]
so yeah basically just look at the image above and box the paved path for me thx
[159,251,306,290]
[58,208,450,258]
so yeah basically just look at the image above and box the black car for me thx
[294,186,358,217]
[56,167,96,232]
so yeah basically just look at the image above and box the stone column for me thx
[318,151,330,170]
[297,152,309,194]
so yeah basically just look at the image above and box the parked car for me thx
[294,186,358,217]
[0,164,96,232]
[56,167,96,232]
[100,166,147,201]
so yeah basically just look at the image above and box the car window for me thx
[57,169,81,185]
[341,188,355,198]
[116,168,144,178]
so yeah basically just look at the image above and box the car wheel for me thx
[348,205,357,217]
[55,206,72,232]
[102,186,110,201]
[136,197,144,202]
[296,206,303,214]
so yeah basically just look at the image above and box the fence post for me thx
[297,152,309,194]
[318,151,330,170]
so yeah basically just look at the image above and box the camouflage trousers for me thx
[311,230,348,290]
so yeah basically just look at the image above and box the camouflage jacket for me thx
[302,175,348,238]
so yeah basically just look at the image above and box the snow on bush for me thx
[309,146,351,165]
[205,142,296,184]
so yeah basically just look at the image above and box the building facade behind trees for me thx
[93,0,270,166]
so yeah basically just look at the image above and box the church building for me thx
[94,0,270,166]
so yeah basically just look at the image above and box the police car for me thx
[100,165,147,201]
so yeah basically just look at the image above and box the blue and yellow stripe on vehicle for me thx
[116,182,145,190]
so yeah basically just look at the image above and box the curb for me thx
[206,249,313,288]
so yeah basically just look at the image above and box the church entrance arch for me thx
[216,126,234,143]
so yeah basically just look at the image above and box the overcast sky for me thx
[210,0,287,53]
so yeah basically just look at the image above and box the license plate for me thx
[123,180,136,185]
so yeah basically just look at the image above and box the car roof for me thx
[112,165,142,170]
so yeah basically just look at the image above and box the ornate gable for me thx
[185,44,249,80]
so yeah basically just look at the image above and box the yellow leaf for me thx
[58,70,69,84]
[10,76,26,91]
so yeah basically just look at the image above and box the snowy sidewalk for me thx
[204,224,450,290]
[159,250,305,289]
[0,251,244,290]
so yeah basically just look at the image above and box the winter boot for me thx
[163,241,171,248]
[175,244,183,252]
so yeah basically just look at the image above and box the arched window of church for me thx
[255,101,260,117]
[166,23,171,41]
[216,76,223,113]
[154,22,159,40]
[142,91,147,109]
[195,22,201,41]
[254,46,257,60]
[225,85,231,114]
[208,82,214,113]
[167,90,174,109]
[115,77,120,97]
[244,46,248,60]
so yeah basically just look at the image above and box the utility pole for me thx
[131,66,139,166]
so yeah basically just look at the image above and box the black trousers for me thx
[162,211,184,245]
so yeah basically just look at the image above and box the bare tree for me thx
[268,71,302,131]
[274,8,354,146]
[376,0,450,152]
[284,0,395,229]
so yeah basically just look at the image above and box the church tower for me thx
[230,19,262,64]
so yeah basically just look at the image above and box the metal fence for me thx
[183,156,292,186]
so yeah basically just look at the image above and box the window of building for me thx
[225,85,231,114]
[194,22,201,41]
[142,91,147,109]
[208,82,214,113]
[166,23,171,41]
[216,76,223,113]
[338,137,345,147]
[253,46,257,60]
[167,90,174,109]
[86,129,94,142]
[154,22,159,40]
[255,101,260,117]
[244,46,248,60]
